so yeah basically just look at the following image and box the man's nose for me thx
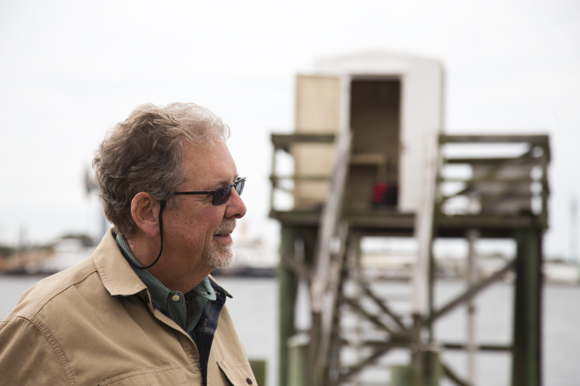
[226,189,247,219]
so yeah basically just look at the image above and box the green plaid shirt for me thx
[115,233,228,385]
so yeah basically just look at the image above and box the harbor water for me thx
[1,275,579,386]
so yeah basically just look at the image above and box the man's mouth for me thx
[213,219,236,238]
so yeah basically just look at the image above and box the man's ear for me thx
[131,192,161,238]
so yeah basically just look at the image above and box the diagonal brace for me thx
[425,259,516,326]
[362,285,409,331]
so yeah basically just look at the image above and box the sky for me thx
[0,0,579,260]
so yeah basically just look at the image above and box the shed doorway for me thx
[346,78,402,211]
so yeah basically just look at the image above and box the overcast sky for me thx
[1,0,579,259]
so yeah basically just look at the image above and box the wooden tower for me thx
[270,51,549,386]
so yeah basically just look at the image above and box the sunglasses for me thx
[174,177,246,206]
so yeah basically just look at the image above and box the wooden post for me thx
[423,348,442,386]
[278,225,298,386]
[466,229,479,386]
[287,335,308,386]
[347,233,363,386]
[512,226,543,386]
[392,365,419,386]
[249,359,267,386]
[412,132,439,383]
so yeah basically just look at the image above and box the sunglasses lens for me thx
[235,178,245,196]
[211,178,245,206]
[213,185,232,206]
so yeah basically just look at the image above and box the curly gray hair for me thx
[93,102,230,236]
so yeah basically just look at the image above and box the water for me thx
[2,275,579,386]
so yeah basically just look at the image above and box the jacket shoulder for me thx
[0,314,74,386]
[3,256,97,322]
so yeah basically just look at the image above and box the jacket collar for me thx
[93,229,147,297]
[92,229,234,299]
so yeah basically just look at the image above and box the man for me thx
[0,103,257,385]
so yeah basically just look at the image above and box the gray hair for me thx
[93,102,230,236]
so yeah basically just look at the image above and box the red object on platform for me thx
[373,183,388,205]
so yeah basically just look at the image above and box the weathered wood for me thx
[466,229,479,386]
[413,132,439,315]
[423,349,443,386]
[440,361,472,386]
[271,133,336,152]
[439,177,538,183]
[281,252,310,282]
[440,134,549,145]
[270,131,550,386]
[270,149,277,213]
[540,153,550,227]
[479,182,528,213]
[308,130,352,386]
[271,174,331,181]
[278,225,298,386]
[362,285,409,331]
[287,337,308,386]
[270,210,548,237]
[445,157,537,165]
[425,259,516,326]
[338,345,394,383]
[440,148,534,203]
[391,365,419,386]
[362,337,413,349]
[311,130,352,312]
[512,228,543,386]
[270,133,335,152]
[412,132,439,378]
[343,297,396,334]
[442,342,511,352]
[317,222,349,386]
[249,360,267,386]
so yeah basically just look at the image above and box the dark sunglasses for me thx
[174,177,246,206]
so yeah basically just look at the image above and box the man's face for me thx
[162,140,246,273]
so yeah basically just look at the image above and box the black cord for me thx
[127,200,166,270]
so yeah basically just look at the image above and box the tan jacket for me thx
[0,231,257,386]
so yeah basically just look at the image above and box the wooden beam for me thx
[444,157,537,165]
[281,252,310,282]
[308,130,351,386]
[425,259,516,326]
[512,228,543,386]
[442,342,512,352]
[271,174,331,181]
[441,149,534,203]
[338,345,394,383]
[440,134,549,145]
[439,177,538,184]
[479,183,526,212]
[278,225,299,386]
[362,285,409,331]
[271,133,335,152]
[343,296,396,334]
[412,131,439,377]
[441,361,472,386]
[310,130,352,312]
[270,210,547,234]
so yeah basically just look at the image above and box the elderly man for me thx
[0,103,256,386]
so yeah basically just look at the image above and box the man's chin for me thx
[206,244,235,269]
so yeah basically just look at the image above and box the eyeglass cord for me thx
[126,200,166,270]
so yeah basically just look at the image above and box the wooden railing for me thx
[437,134,550,229]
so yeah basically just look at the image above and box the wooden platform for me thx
[271,209,545,238]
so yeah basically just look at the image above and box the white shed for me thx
[292,51,444,213]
